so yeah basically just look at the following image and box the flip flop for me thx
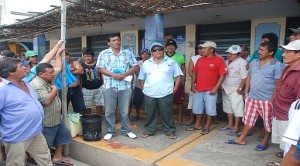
[168,133,177,139]
[227,129,239,136]
[177,121,184,125]
[201,128,209,135]
[184,120,194,126]
[52,158,73,166]
[275,151,283,158]
[186,126,202,131]
[219,126,232,131]
[254,144,268,151]
[225,139,246,145]
[140,133,150,138]
[266,161,280,166]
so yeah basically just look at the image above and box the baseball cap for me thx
[199,41,217,49]
[0,45,9,51]
[279,40,300,50]
[165,39,178,48]
[225,45,242,54]
[2,50,15,57]
[25,51,38,58]
[141,48,150,54]
[288,27,300,34]
[150,42,163,50]
[18,58,30,66]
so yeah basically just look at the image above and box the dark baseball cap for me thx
[165,39,178,48]
[2,50,15,57]
[289,27,300,34]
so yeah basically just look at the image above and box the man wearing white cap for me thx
[220,45,248,136]
[138,42,183,139]
[191,41,228,135]
[266,40,300,165]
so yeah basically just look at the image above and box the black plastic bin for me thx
[81,115,102,141]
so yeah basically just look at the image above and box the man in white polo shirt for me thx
[138,42,183,139]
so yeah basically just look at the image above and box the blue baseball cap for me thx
[141,48,150,54]
[17,58,30,66]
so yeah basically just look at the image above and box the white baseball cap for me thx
[225,45,242,54]
[199,41,217,49]
[280,40,300,51]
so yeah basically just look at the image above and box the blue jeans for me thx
[103,88,132,135]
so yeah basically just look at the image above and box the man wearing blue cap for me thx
[138,42,183,139]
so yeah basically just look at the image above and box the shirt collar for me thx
[149,56,168,63]
[35,76,52,86]
[108,47,123,56]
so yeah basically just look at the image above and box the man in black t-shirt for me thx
[80,48,103,115]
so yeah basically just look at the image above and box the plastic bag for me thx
[66,113,82,137]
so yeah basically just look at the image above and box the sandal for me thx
[266,161,280,166]
[177,121,184,125]
[140,133,150,138]
[201,128,209,135]
[275,151,283,158]
[168,133,177,139]
[186,126,202,131]
[52,158,73,166]
[184,120,194,126]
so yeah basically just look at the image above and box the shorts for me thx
[82,86,104,108]
[222,90,244,117]
[42,122,72,148]
[193,91,217,116]
[242,97,272,132]
[174,83,185,104]
[187,91,194,110]
[272,118,289,150]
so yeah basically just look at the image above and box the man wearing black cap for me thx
[289,27,300,42]
[165,39,186,125]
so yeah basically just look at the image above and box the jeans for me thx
[103,88,132,134]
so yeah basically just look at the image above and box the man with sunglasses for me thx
[138,42,183,139]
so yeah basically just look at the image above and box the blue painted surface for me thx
[33,34,46,60]
[145,14,164,50]
[254,22,281,50]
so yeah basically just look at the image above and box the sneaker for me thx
[126,132,137,139]
[103,134,113,141]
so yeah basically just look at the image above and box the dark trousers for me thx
[144,94,176,135]
[67,85,86,114]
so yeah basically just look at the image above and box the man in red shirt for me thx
[271,39,300,160]
[191,41,228,134]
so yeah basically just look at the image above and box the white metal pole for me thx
[61,0,69,156]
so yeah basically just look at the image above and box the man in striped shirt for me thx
[225,41,284,151]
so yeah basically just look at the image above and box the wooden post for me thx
[60,0,69,156]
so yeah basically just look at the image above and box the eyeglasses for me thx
[151,47,164,52]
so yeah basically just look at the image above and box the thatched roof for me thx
[0,0,269,41]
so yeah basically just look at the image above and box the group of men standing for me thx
[0,26,300,166]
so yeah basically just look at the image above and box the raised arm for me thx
[40,40,64,64]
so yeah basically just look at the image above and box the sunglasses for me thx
[151,47,164,52]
